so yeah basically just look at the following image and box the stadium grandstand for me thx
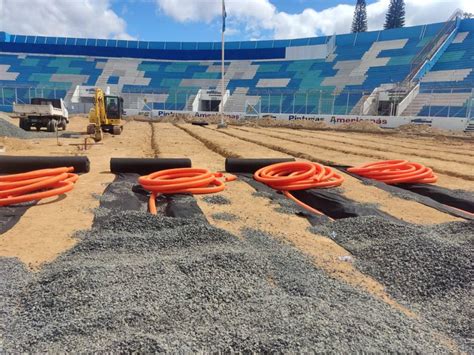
[0,13,473,129]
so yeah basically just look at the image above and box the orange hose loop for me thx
[138,168,235,215]
[0,167,78,207]
[347,160,438,184]
[253,161,343,219]
[254,161,344,191]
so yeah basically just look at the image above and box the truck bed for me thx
[13,103,64,117]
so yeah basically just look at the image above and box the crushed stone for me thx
[211,212,239,221]
[201,195,231,205]
[0,115,58,139]
[0,210,453,353]
[310,216,473,352]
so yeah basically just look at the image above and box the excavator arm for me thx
[94,88,106,141]
[89,88,105,142]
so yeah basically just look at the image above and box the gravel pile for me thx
[202,195,231,205]
[0,116,56,139]
[0,258,32,345]
[211,212,239,221]
[311,216,473,351]
[1,209,452,352]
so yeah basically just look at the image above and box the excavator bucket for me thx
[94,127,103,142]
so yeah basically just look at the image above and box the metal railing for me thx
[417,87,474,118]
[0,85,65,107]
[247,89,369,116]
[0,85,472,118]
[120,88,198,112]
[404,10,463,84]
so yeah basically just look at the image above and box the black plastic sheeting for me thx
[290,189,399,222]
[0,203,35,235]
[0,155,90,174]
[241,174,328,225]
[110,158,192,175]
[93,174,206,227]
[335,167,474,221]
[396,184,474,214]
[226,158,295,174]
[239,173,398,224]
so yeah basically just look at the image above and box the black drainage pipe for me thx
[0,155,90,174]
[225,158,295,174]
[110,157,192,175]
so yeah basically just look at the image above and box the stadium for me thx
[0,0,473,353]
[1,13,473,129]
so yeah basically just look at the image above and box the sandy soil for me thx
[178,124,291,159]
[0,117,152,268]
[301,129,474,156]
[267,128,474,165]
[234,127,474,182]
[188,126,461,224]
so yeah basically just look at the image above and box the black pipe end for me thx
[0,155,90,174]
[110,158,192,175]
[225,158,295,174]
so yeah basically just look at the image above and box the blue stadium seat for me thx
[0,19,473,115]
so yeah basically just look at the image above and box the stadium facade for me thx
[0,16,473,130]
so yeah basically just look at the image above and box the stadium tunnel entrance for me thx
[195,89,229,112]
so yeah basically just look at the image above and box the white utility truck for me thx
[13,98,69,132]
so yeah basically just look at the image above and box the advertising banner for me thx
[124,109,471,132]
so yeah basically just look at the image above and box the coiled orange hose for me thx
[347,160,437,184]
[138,168,236,215]
[0,167,78,207]
[254,161,344,217]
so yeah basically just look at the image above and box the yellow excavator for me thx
[87,88,124,141]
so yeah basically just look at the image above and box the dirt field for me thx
[1,115,473,351]
[1,116,472,265]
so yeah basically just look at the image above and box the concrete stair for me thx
[350,95,368,115]
[224,88,248,112]
[402,92,471,116]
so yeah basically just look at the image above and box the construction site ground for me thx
[1,115,473,352]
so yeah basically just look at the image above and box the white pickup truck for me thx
[13,98,69,132]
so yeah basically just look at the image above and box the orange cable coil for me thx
[0,167,78,207]
[138,168,236,215]
[347,160,437,184]
[254,161,344,217]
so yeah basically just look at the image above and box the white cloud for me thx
[0,0,134,39]
[156,0,474,39]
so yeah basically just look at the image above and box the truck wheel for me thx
[47,119,58,133]
[19,119,30,131]
[59,119,67,131]
[112,126,122,135]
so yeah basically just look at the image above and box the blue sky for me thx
[2,0,473,42]
[111,0,381,41]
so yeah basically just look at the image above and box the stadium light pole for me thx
[219,0,227,127]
